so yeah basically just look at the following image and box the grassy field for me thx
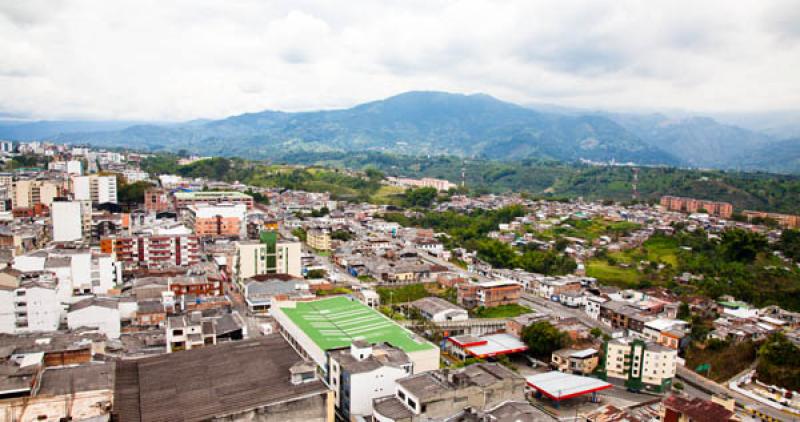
[586,259,641,287]
[471,304,532,318]
[541,217,641,242]
[641,235,679,266]
[370,185,406,204]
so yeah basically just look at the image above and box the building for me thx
[660,196,733,218]
[272,296,439,374]
[307,229,332,251]
[550,348,599,375]
[51,200,84,241]
[13,248,122,298]
[0,273,61,334]
[173,190,254,210]
[186,203,247,238]
[372,363,525,422]
[661,394,737,422]
[329,341,412,421]
[446,333,528,360]
[243,274,311,313]
[525,371,611,407]
[234,232,302,280]
[48,160,83,175]
[144,187,172,212]
[67,297,121,339]
[113,335,333,421]
[12,179,64,209]
[165,313,217,353]
[100,234,201,268]
[742,210,800,229]
[73,175,118,204]
[602,338,677,393]
[409,297,468,322]
[457,280,521,308]
[0,361,115,422]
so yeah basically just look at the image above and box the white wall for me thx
[52,201,83,242]
[20,287,62,333]
[349,365,409,417]
[0,290,15,333]
[68,306,120,339]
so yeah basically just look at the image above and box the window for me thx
[398,390,406,400]
[407,398,417,410]
[173,329,183,336]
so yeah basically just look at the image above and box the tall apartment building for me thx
[0,140,13,154]
[601,338,677,393]
[660,196,733,218]
[51,201,83,242]
[12,179,64,209]
[234,231,302,280]
[72,175,118,204]
[186,203,247,238]
[100,234,201,268]
[173,191,253,210]
[144,187,172,213]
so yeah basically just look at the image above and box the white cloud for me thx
[0,0,797,120]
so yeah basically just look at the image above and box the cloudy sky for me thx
[1,0,799,121]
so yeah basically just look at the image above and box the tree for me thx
[677,302,691,321]
[756,333,800,391]
[331,230,353,241]
[403,187,438,208]
[306,269,327,279]
[521,321,571,359]
[292,227,307,241]
[590,327,603,339]
[117,180,154,204]
[719,229,768,263]
[778,229,800,261]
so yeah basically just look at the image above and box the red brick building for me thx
[660,196,733,218]
[457,280,522,308]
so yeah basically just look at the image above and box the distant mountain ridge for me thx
[0,91,798,172]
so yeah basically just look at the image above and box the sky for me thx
[1,0,799,121]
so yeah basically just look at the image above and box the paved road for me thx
[677,366,797,421]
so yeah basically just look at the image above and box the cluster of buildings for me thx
[0,140,796,421]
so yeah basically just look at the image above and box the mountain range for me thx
[0,91,798,172]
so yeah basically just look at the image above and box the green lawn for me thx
[471,304,532,318]
[586,259,641,287]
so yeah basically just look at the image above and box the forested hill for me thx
[143,152,800,214]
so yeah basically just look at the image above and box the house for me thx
[165,313,216,353]
[371,363,525,422]
[457,280,521,309]
[409,297,468,322]
[67,297,121,339]
[661,395,738,422]
[550,348,599,375]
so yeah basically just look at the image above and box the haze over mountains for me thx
[1,91,798,173]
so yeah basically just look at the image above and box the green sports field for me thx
[282,296,435,353]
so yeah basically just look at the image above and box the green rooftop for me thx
[174,191,251,199]
[282,296,435,353]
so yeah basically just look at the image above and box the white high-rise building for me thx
[48,160,83,176]
[51,201,83,241]
[73,175,117,204]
